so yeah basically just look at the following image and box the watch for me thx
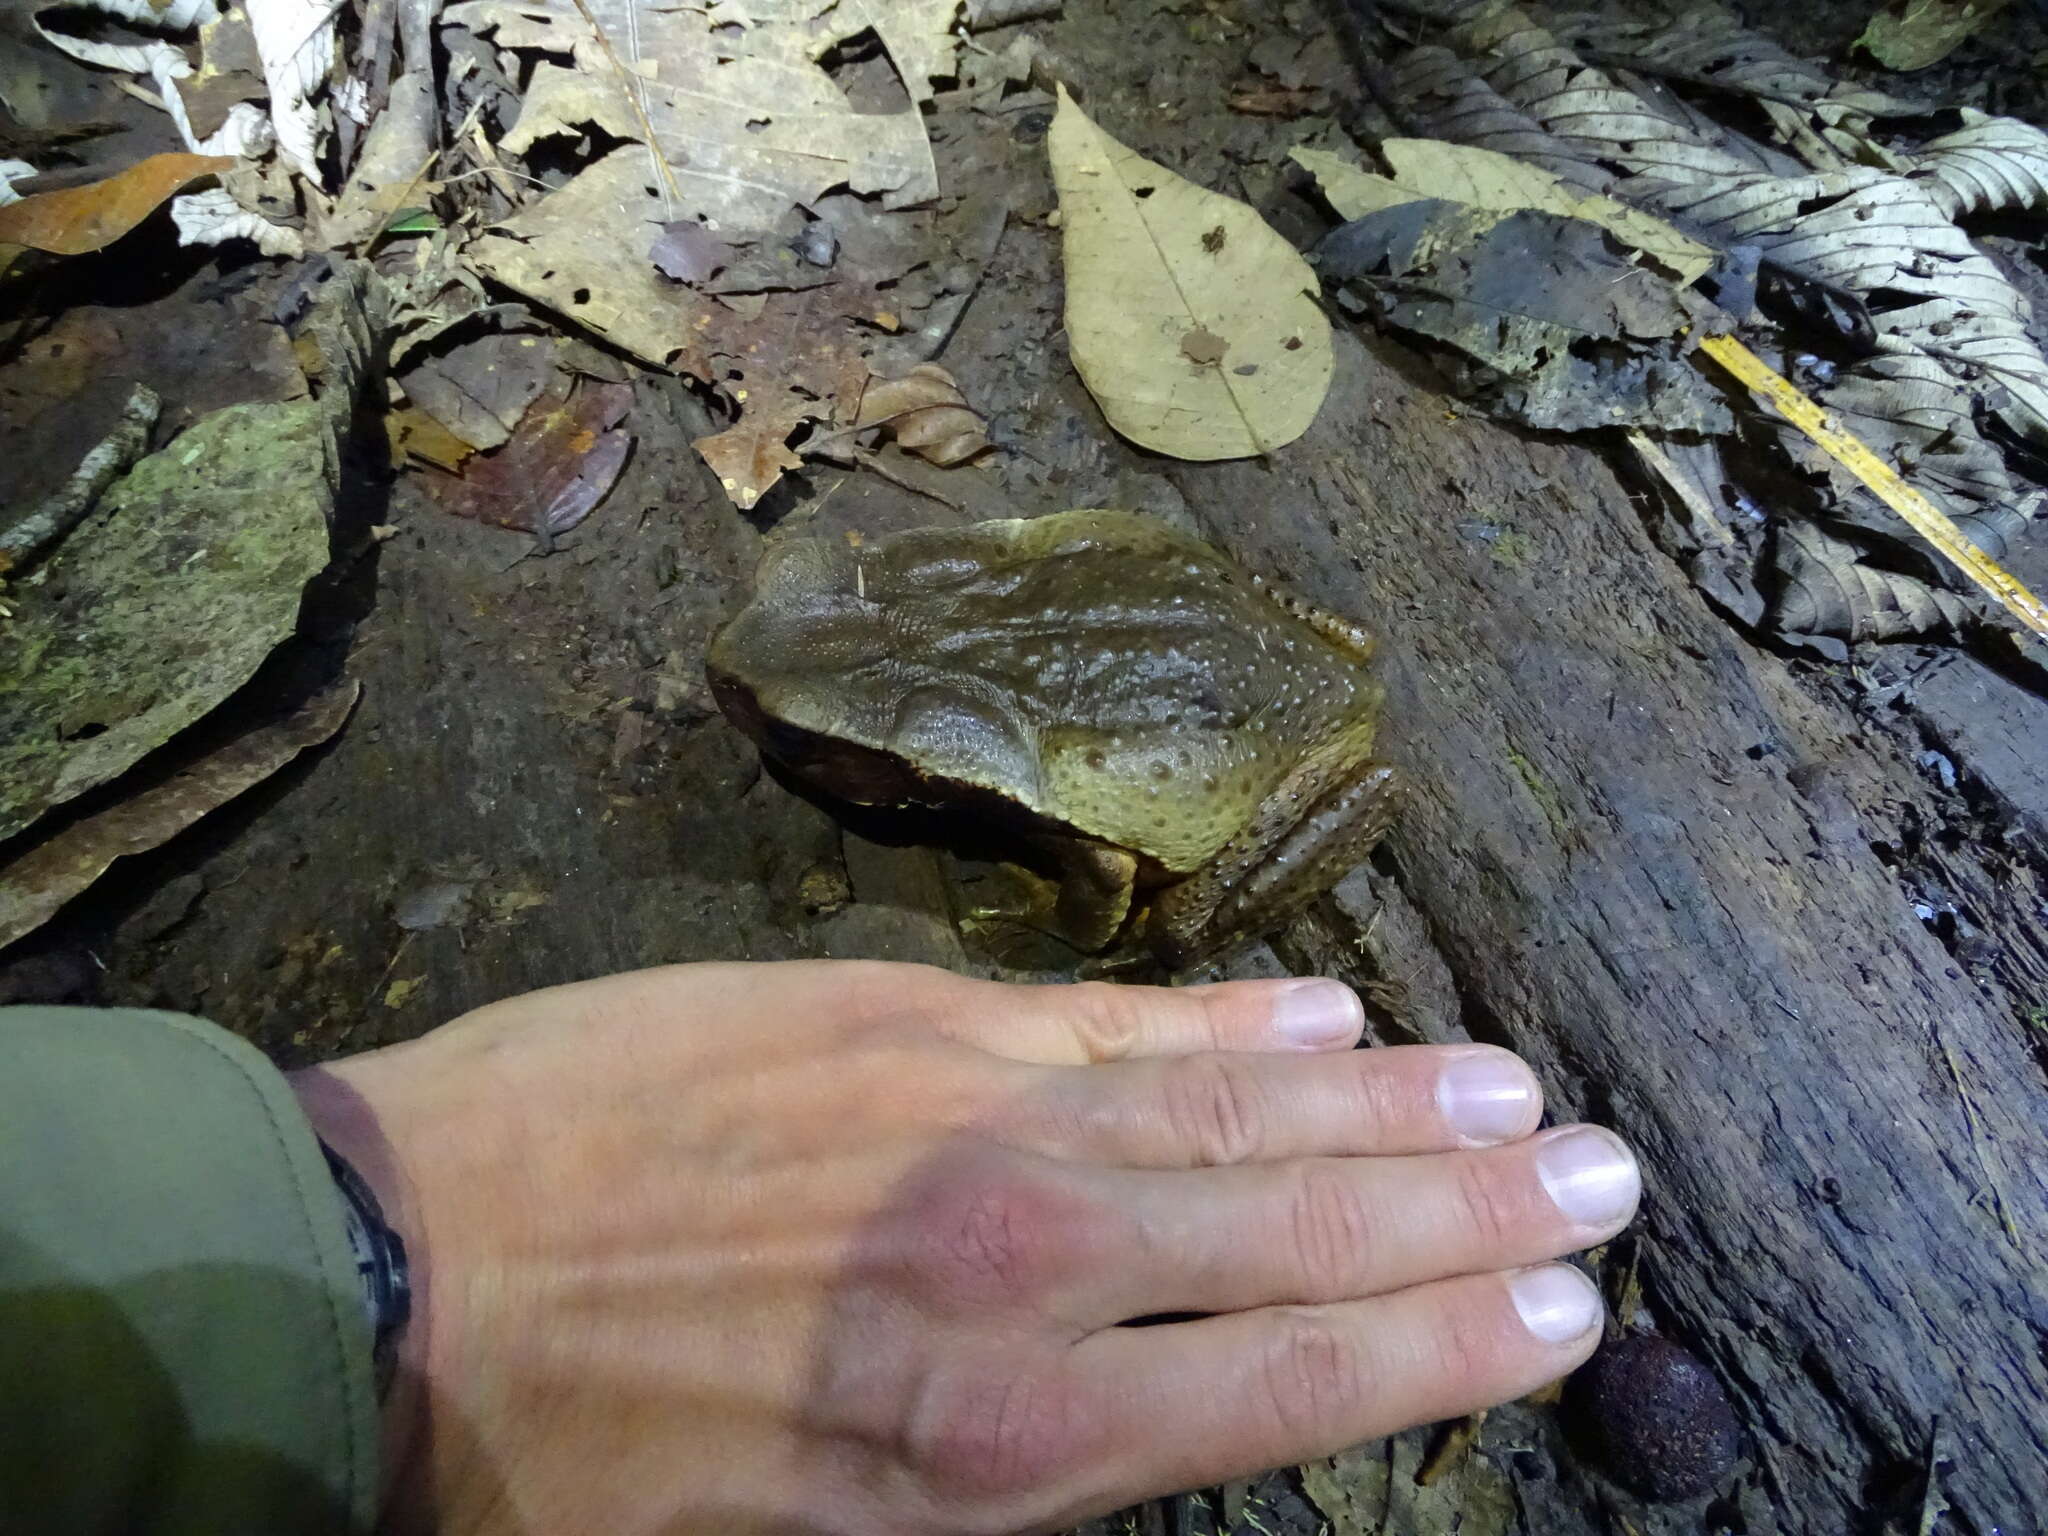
[319,1138,411,1399]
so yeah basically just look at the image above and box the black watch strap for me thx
[319,1139,411,1399]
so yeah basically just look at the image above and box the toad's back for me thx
[707,510,1382,874]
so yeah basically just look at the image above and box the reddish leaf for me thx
[425,377,634,535]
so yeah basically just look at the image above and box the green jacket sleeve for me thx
[0,1006,379,1535]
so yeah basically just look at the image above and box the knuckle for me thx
[1066,982,1149,1062]
[907,1359,1088,1500]
[1452,1154,1523,1252]
[1260,1310,1368,1441]
[914,1167,1068,1308]
[1286,1161,1374,1296]
[1163,1054,1268,1166]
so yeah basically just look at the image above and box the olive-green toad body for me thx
[707,509,1400,968]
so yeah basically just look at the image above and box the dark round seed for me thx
[1569,1333,1740,1502]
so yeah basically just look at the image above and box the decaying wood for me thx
[1174,329,2048,1530]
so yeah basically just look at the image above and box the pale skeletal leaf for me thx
[1384,4,2048,616]
[1772,521,1976,641]
[1393,8,2048,449]
[0,160,34,208]
[1909,108,2048,217]
[1049,86,1332,460]
[1388,47,1619,192]
[245,0,342,176]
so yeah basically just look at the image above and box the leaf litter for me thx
[1335,0,2048,649]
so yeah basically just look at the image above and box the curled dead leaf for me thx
[0,152,235,254]
[0,682,361,951]
[851,364,991,467]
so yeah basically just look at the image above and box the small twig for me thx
[1915,1416,1954,1536]
[0,384,159,576]
[1934,1020,2022,1250]
[111,78,167,112]
[852,448,964,510]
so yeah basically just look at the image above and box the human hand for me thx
[291,961,1637,1535]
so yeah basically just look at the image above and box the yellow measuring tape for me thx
[1695,332,2048,641]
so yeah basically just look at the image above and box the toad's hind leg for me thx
[1248,574,1377,662]
[1145,755,1401,971]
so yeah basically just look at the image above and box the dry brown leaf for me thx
[464,151,693,370]
[1227,82,1324,119]
[400,327,561,452]
[689,285,870,507]
[0,152,234,253]
[850,363,989,466]
[0,682,360,951]
[447,0,945,225]
[1049,85,1332,459]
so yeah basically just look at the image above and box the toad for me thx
[706,509,1400,969]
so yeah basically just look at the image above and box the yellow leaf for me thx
[1292,140,1715,286]
[1050,86,1332,460]
[1288,147,1422,222]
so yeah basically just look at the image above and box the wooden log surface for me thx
[1176,329,2048,1530]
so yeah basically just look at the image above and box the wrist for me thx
[291,1062,432,1522]
[319,1136,411,1398]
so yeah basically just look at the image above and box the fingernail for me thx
[1510,1264,1602,1344]
[1536,1128,1641,1229]
[1271,979,1364,1048]
[1436,1052,1538,1145]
